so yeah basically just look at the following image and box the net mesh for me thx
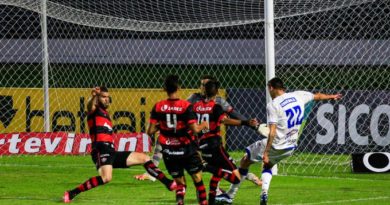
[0,0,389,175]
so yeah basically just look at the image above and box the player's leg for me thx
[190,171,208,205]
[260,163,273,205]
[165,157,186,204]
[64,165,112,203]
[223,141,260,200]
[174,176,187,205]
[64,143,114,203]
[260,148,294,205]
[140,153,176,191]
[135,141,162,181]
[186,152,207,205]
[214,154,253,204]
[201,148,223,205]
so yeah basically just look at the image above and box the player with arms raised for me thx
[218,78,342,205]
[259,78,341,204]
[63,86,175,203]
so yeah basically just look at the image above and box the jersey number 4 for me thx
[166,114,177,132]
[285,105,304,128]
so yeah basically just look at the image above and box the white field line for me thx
[274,196,390,205]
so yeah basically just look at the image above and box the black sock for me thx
[69,176,104,199]
[143,160,172,189]
[209,175,222,205]
[194,180,207,204]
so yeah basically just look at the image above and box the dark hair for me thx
[164,75,180,94]
[204,80,219,98]
[201,75,216,81]
[100,86,109,93]
[267,77,286,90]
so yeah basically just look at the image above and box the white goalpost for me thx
[0,0,389,176]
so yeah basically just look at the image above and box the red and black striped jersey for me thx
[150,98,197,147]
[87,107,114,143]
[193,99,226,140]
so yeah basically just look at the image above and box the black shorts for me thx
[162,144,203,178]
[91,142,132,170]
[199,137,237,171]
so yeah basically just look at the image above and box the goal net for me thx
[0,0,389,175]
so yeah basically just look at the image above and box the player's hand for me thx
[199,121,209,133]
[332,93,343,100]
[91,86,101,96]
[263,152,270,166]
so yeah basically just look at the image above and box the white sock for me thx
[226,168,248,199]
[261,169,273,195]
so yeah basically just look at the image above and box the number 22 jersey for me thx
[267,91,314,150]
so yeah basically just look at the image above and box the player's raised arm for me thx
[314,93,342,101]
[87,87,100,113]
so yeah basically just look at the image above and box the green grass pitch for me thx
[0,153,389,205]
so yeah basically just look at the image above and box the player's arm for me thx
[186,104,209,133]
[263,103,278,166]
[186,93,199,104]
[147,123,158,136]
[87,87,100,113]
[217,97,248,120]
[263,123,276,167]
[147,105,159,143]
[222,117,258,128]
[313,93,342,101]
[189,121,208,133]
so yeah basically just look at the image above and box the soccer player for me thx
[193,80,258,205]
[219,77,342,205]
[147,75,209,205]
[135,75,261,186]
[63,86,175,203]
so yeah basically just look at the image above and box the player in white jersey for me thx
[217,77,342,205]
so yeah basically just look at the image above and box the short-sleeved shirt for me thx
[150,99,197,147]
[192,99,226,140]
[187,93,233,113]
[87,107,114,143]
[267,91,314,150]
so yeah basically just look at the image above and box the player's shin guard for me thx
[143,160,174,190]
[209,175,222,205]
[194,180,208,205]
[226,168,248,199]
[261,169,273,195]
[176,184,186,205]
[69,176,105,199]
